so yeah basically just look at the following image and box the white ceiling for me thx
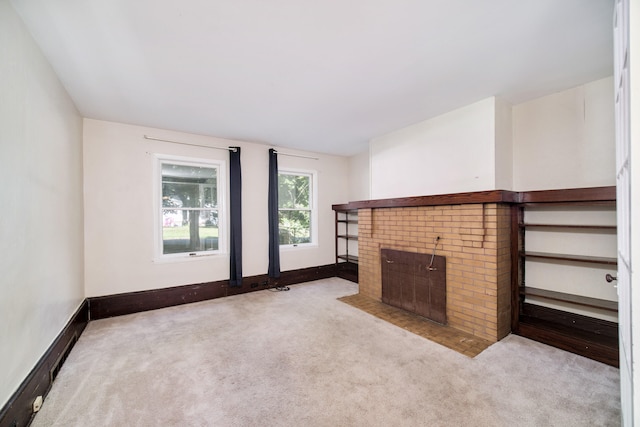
[11,0,614,156]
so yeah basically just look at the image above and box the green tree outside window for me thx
[278,172,312,245]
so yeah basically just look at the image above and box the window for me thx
[278,170,316,246]
[157,156,225,257]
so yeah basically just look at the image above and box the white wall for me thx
[83,119,348,297]
[494,97,513,190]
[627,2,639,420]
[366,78,614,200]
[0,0,84,409]
[347,149,370,202]
[370,97,497,199]
[513,77,616,191]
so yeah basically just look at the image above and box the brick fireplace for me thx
[356,200,512,342]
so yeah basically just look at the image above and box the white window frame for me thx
[278,168,318,249]
[153,154,227,262]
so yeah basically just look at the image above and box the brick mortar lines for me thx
[358,203,511,342]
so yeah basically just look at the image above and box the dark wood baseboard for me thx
[0,300,89,427]
[336,262,358,283]
[520,303,618,339]
[265,263,338,288]
[89,280,227,319]
[516,303,619,367]
[1,264,341,426]
[89,263,338,320]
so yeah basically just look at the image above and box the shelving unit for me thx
[335,209,358,264]
[334,208,358,282]
[513,188,619,366]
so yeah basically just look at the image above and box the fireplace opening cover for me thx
[381,248,446,324]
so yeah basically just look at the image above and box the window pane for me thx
[162,182,199,208]
[162,164,217,209]
[203,185,217,208]
[162,209,218,254]
[279,210,311,244]
[278,174,310,209]
[162,163,217,181]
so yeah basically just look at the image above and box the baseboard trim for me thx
[89,263,338,320]
[517,321,619,367]
[520,303,618,340]
[0,300,89,427]
[88,279,228,319]
[1,264,339,426]
[517,303,619,367]
[336,262,358,283]
[267,263,338,288]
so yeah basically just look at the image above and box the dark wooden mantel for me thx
[332,186,616,210]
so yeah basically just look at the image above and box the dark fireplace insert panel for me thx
[381,249,446,324]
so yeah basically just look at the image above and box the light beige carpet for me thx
[31,278,620,427]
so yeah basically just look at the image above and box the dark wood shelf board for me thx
[520,287,618,312]
[520,201,616,208]
[522,251,618,265]
[520,223,617,231]
[333,205,358,212]
[337,220,358,224]
[518,186,616,204]
[332,186,616,211]
[331,186,616,211]
[337,234,358,240]
[333,190,518,210]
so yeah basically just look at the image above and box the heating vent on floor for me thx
[49,332,78,385]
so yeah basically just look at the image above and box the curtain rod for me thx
[143,135,237,152]
[273,150,319,160]
[144,135,317,159]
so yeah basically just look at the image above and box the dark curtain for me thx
[268,148,281,278]
[229,147,243,287]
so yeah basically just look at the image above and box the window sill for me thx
[153,252,226,264]
[280,244,318,252]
